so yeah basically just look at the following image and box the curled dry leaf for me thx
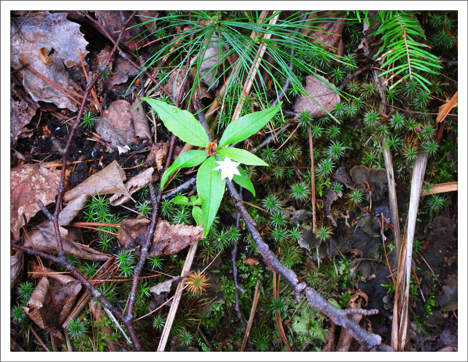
[24,220,109,261]
[10,249,24,289]
[58,194,88,226]
[350,165,387,199]
[167,67,190,103]
[94,11,142,50]
[64,160,126,202]
[95,100,139,149]
[293,75,340,118]
[11,12,88,111]
[145,143,169,171]
[199,33,224,90]
[150,277,181,307]
[325,186,342,227]
[334,166,354,190]
[11,82,39,145]
[24,267,82,337]
[117,219,204,257]
[109,57,140,86]
[28,262,83,325]
[131,97,152,141]
[335,290,366,352]
[23,277,63,339]
[109,167,154,206]
[11,163,60,241]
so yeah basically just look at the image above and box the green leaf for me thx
[197,156,226,237]
[232,166,256,197]
[190,195,202,206]
[173,195,191,205]
[144,98,209,148]
[192,206,203,227]
[160,150,207,189]
[218,103,282,148]
[217,147,268,166]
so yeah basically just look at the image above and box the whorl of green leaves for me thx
[373,11,442,91]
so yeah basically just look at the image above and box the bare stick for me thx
[421,181,457,195]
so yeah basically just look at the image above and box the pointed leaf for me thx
[217,147,268,166]
[192,206,203,227]
[173,195,191,205]
[197,156,226,237]
[232,166,256,197]
[161,150,207,190]
[190,195,202,206]
[144,98,209,147]
[218,103,282,148]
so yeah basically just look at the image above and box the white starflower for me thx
[213,156,241,181]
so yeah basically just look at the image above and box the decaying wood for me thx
[392,154,428,351]
[421,181,458,196]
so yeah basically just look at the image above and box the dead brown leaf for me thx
[11,163,60,241]
[109,167,154,206]
[325,186,342,227]
[11,12,88,111]
[109,57,140,86]
[24,220,109,261]
[145,143,169,171]
[167,67,190,104]
[11,249,24,289]
[199,34,223,90]
[95,100,139,150]
[58,194,88,226]
[94,11,142,50]
[437,91,458,123]
[333,166,354,190]
[117,219,204,257]
[11,82,39,145]
[118,218,151,249]
[28,262,82,325]
[293,75,340,117]
[64,160,126,202]
[24,268,82,337]
[131,97,152,141]
[148,220,204,257]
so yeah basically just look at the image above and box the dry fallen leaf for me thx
[95,100,139,149]
[11,82,39,145]
[11,249,24,289]
[64,160,126,202]
[131,97,152,141]
[24,266,82,338]
[109,167,154,206]
[23,277,63,339]
[145,143,169,171]
[11,163,60,241]
[167,67,190,103]
[117,219,204,257]
[94,11,142,50]
[109,57,140,86]
[24,220,109,261]
[199,33,224,90]
[58,194,88,226]
[293,75,340,117]
[325,186,342,227]
[333,166,354,190]
[11,12,88,111]
[149,220,204,257]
